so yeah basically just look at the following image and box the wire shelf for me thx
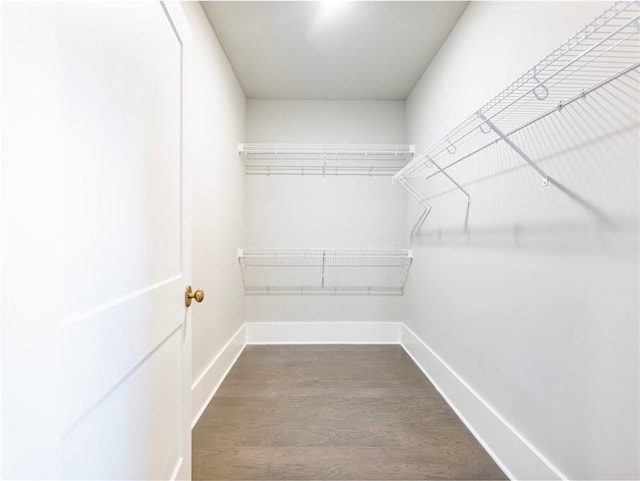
[238,248,413,295]
[393,1,640,211]
[239,143,415,176]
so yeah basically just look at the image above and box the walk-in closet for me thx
[1,1,638,480]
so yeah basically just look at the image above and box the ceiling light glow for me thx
[319,0,347,21]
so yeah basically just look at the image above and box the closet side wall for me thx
[405,2,638,480]
[183,3,246,421]
[244,100,407,325]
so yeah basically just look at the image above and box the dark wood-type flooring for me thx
[193,345,507,480]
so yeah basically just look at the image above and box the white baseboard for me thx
[245,321,402,344]
[169,456,183,481]
[400,324,565,481]
[191,324,246,428]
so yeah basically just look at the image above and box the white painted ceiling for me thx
[201,1,468,100]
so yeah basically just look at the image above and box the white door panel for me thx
[56,1,182,319]
[62,329,183,480]
[2,2,192,479]
[60,282,184,434]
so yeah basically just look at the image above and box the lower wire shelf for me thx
[238,248,413,295]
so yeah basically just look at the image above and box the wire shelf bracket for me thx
[477,112,550,186]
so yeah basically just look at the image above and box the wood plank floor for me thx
[193,345,507,480]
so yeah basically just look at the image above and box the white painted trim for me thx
[159,3,193,479]
[191,324,246,428]
[245,321,402,344]
[0,3,4,475]
[400,324,566,481]
[59,274,182,329]
[169,456,183,481]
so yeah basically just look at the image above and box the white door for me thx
[1,2,194,479]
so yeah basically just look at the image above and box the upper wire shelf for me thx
[393,1,640,213]
[238,248,413,295]
[239,143,415,176]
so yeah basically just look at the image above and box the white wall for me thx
[405,2,638,480]
[244,100,408,323]
[182,3,246,421]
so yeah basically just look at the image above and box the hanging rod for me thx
[420,60,640,183]
[394,1,639,183]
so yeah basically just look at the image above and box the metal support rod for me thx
[396,177,433,240]
[478,113,549,186]
[410,205,431,242]
[427,157,471,231]
[422,61,640,182]
[398,177,432,209]
[321,250,326,288]
[427,157,472,204]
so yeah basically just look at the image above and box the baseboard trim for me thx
[191,324,246,428]
[169,456,183,481]
[245,321,402,344]
[400,324,565,481]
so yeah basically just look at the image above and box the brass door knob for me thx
[185,285,205,307]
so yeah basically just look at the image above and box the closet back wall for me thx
[244,100,408,326]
